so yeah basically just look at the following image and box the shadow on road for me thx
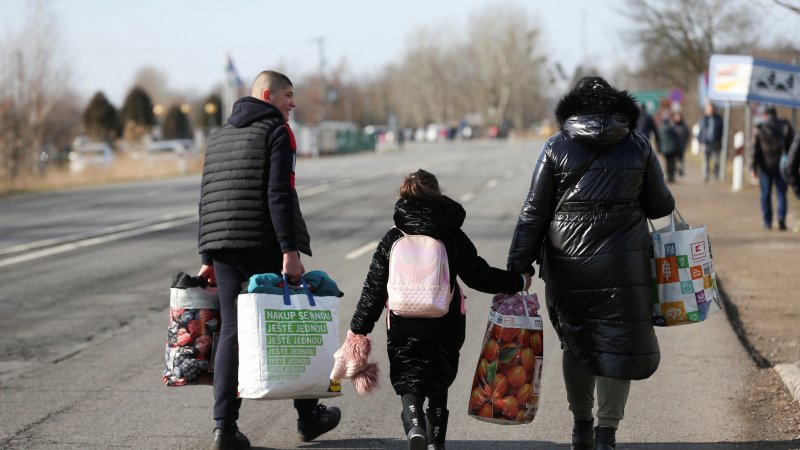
[246,437,800,449]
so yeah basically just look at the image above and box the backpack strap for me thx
[386,227,406,329]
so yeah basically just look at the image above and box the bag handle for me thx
[648,207,688,233]
[520,291,531,319]
[281,273,316,307]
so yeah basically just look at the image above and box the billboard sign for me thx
[708,55,753,103]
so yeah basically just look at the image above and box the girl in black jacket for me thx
[347,170,529,450]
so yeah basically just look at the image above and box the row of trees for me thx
[81,86,222,144]
[2,0,798,182]
[292,3,548,131]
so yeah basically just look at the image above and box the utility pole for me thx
[314,36,328,124]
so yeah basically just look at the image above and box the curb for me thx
[775,363,800,405]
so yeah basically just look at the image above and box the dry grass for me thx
[0,155,204,196]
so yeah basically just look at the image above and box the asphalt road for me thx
[0,140,792,449]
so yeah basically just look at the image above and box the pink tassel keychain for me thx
[330,330,380,394]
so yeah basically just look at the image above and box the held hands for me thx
[522,273,532,292]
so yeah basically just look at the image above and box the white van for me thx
[68,142,115,173]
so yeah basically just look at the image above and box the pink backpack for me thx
[387,230,453,318]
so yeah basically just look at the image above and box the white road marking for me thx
[459,192,475,203]
[345,240,380,260]
[0,156,454,267]
[0,209,197,256]
[486,179,499,189]
[0,216,197,268]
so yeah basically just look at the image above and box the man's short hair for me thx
[251,70,292,97]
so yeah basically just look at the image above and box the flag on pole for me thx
[225,55,243,91]
[222,54,244,122]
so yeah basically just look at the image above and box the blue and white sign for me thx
[748,59,800,108]
[708,54,800,108]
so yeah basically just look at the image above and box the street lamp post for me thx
[204,102,218,131]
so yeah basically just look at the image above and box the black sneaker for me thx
[779,220,787,231]
[212,428,251,450]
[297,404,341,442]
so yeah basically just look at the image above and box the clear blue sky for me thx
[1,0,796,106]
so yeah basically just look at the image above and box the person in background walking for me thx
[658,114,680,183]
[749,106,795,231]
[787,133,800,199]
[698,102,724,182]
[671,111,691,177]
[636,104,660,154]
[345,170,530,450]
[507,77,675,450]
[197,70,341,450]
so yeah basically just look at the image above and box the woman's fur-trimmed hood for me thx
[554,77,640,130]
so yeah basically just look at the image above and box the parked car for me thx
[142,140,194,173]
[68,142,115,173]
[145,140,189,159]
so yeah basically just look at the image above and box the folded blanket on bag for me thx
[247,270,344,297]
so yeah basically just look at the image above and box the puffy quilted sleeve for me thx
[507,140,556,273]
[453,229,524,294]
[349,228,401,335]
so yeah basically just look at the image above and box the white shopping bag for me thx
[237,275,342,400]
[650,209,722,326]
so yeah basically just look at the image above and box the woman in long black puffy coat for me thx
[350,170,527,450]
[507,77,674,450]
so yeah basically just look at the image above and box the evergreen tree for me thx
[121,86,156,127]
[83,91,121,142]
[162,105,193,140]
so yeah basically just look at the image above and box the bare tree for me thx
[769,0,800,13]
[0,0,74,180]
[130,66,170,108]
[464,3,547,129]
[393,25,458,126]
[619,0,759,90]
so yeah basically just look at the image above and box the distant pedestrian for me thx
[787,134,800,199]
[749,106,795,230]
[658,115,681,183]
[345,169,530,450]
[636,104,661,153]
[197,70,341,449]
[698,102,724,182]
[671,112,690,177]
[507,77,675,450]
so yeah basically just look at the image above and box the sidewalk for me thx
[664,151,800,439]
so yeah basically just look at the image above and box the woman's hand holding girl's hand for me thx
[523,273,532,291]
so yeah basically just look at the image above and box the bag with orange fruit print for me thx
[468,292,543,425]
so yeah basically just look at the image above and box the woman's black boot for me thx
[400,408,427,450]
[571,419,593,450]
[425,408,449,450]
[594,426,616,450]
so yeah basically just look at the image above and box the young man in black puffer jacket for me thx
[196,70,340,450]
